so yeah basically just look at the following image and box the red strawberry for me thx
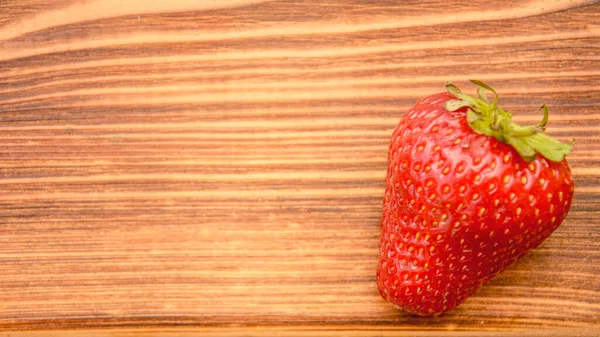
[376,80,574,316]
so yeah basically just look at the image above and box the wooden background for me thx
[1,0,599,335]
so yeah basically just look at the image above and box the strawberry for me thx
[376,80,574,316]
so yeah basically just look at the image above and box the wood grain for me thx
[1,0,599,335]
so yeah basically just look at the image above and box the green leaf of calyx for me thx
[538,105,549,129]
[444,100,473,111]
[523,133,573,162]
[477,87,490,103]
[469,79,497,95]
[507,137,536,161]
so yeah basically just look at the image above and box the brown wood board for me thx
[1,0,599,335]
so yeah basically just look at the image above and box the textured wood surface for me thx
[1,0,599,335]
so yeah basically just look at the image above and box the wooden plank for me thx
[0,0,599,335]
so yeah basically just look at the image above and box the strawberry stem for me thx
[443,80,573,162]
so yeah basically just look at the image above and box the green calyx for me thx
[443,79,573,162]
